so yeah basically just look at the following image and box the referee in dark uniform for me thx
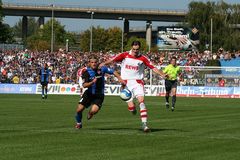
[75,55,124,129]
[39,63,51,99]
[163,57,182,111]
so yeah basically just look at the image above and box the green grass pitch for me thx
[0,94,240,160]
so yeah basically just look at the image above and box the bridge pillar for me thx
[38,16,45,29]
[146,21,152,51]
[124,19,129,33]
[22,16,28,41]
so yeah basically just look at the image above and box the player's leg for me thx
[87,104,99,120]
[75,92,90,129]
[134,81,150,132]
[75,104,85,129]
[171,86,177,111]
[87,94,104,120]
[44,83,48,99]
[41,82,45,99]
[164,80,171,109]
[126,98,137,115]
[125,81,136,115]
[136,96,150,132]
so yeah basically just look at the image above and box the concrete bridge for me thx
[2,3,187,47]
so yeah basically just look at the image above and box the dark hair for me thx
[131,41,141,47]
[171,56,177,60]
[88,54,98,61]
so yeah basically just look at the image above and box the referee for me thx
[163,57,182,111]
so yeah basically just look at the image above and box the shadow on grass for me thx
[95,127,185,133]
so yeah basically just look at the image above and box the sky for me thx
[2,0,240,32]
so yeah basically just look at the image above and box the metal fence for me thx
[0,44,24,51]
[150,66,240,87]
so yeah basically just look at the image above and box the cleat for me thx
[171,106,175,112]
[142,123,150,133]
[128,106,137,115]
[87,112,93,120]
[75,123,82,129]
[165,102,170,109]
[131,108,137,115]
[42,95,45,99]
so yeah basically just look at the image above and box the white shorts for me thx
[125,80,144,98]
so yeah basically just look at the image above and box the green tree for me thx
[0,0,2,22]
[105,27,122,53]
[79,26,109,52]
[186,1,240,52]
[27,19,76,51]
[0,0,14,43]
[125,36,148,52]
[12,17,39,38]
[0,23,14,43]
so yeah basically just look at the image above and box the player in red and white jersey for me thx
[99,41,166,132]
[77,66,87,96]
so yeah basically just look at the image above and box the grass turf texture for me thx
[0,94,240,160]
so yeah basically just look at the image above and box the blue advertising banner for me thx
[0,84,36,94]
[176,86,240,98]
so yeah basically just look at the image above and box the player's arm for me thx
[101,66,125,85]
[99,52,126,68]
[113,70,125,85]
[99,59,114,68]
[82,71,97,88]
[142,55,166,78]
[152,68,167,78]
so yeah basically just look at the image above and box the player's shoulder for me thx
[82,68,90,75]
[115,52,129,57]
[140,54,150,60]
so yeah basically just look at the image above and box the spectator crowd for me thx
[0,48,240,86]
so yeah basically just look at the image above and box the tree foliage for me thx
[0,0,2,22]
[0,0,14,43]
[12,17,39,38]
[80,26,123,52]
[0,23,14,43]
[27,19,76,51]
[186,1,240,52]
[124,36,148,52]
[79,26,146,53]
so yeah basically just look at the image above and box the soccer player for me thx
[99,41,166,132]
[76,65,87,97]
[39,63,51,99]
[75,55,124,129]
[163,57,182,111]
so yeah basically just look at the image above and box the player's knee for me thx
[76,104,85,112]
[91,105,100,114]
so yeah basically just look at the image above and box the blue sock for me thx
[75,111,82,123]
[42,88,44,96]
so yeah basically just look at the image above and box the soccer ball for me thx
[120,89,132,101]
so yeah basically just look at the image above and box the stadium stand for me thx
[0,49,240,86]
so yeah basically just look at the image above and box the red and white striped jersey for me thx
[77,67,87,86]
[77,67,87,78]
[112,51,155,80]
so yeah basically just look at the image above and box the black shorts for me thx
[79,91,104,109]
[165,79,177,92]
[41,82,48,86]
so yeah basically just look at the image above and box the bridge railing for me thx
[2,2,187,14]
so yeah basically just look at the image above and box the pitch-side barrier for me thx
[0,84,239,98]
